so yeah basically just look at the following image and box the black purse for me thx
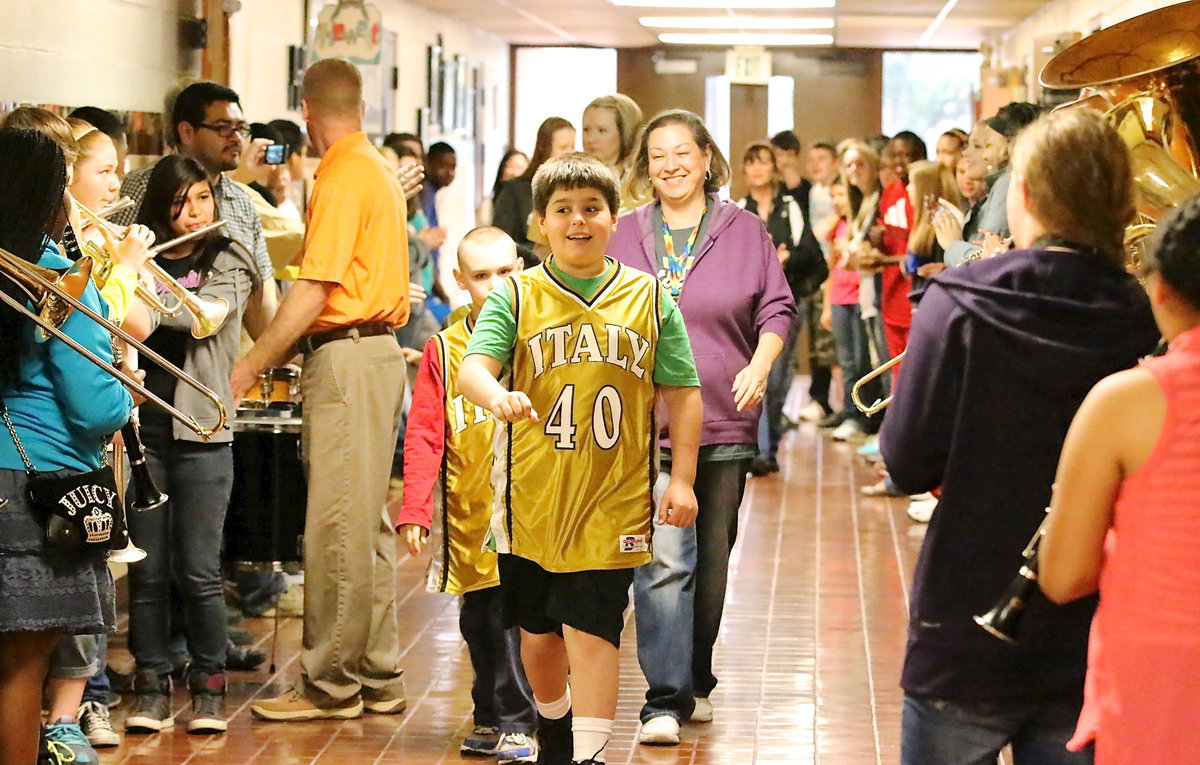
[1,401,123,553]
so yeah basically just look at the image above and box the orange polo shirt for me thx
[300,131,409,333]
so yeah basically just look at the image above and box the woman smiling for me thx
[610,109,794,746]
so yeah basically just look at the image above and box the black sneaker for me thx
[187,671,228,734]
[536,712,572,765]
[125,671,174,733]
[818,411,847,429]
[226,644,266,671]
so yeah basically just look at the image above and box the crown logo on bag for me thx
[83,508,113,544]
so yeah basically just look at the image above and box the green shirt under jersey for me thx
[466,256,700,388]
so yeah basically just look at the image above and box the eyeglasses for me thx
[196,122,251,139]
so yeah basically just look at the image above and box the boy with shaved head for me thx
[399,228,538,761]
[238,57,412,722]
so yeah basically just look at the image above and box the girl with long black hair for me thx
[124,155,261,736]
[0,129,134,765]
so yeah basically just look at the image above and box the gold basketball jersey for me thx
[426,318,500,595]
[490,261,661,572]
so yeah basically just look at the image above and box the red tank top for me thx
[1069,325,1200,762]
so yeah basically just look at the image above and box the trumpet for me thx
[72,200,230,339]
[973,510,1052,644]
[851,352,904,416]
[0,246,227,439]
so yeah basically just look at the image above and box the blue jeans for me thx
[901,693,1094,765]
[460,587,536,733]
[634,459,749,722]
[831,303,876,428]
[759,312,803,460]
[127,417,233,676]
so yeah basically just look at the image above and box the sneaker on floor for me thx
[43,719,99,765]
[460,725,501,756]
[818,411,847,429]
[497,732,538,762]
[187,671,228,734]
[251,687,363,721]
[748,456,779,477]
[363,691,407,715]
[77,701,120,747]
[690,696,714,723]
[125,672,174,733]
[798,400,827,423]
[638,715,680,745]
[226,644,266,671]
[276,581,304,617]
[831,419,867,443]
[907,496,938,523]
[536,712,572,765]
[856,434,881,458]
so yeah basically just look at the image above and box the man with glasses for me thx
[114,81,276,294]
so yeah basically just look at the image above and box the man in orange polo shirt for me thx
[231,57,410,721]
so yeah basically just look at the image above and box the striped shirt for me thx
[114,161,273,281]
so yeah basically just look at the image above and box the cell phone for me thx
[263,143,287,165]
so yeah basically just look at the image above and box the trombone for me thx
[72,199,230,339]
[851,352,904,416]
[0,246,227,439]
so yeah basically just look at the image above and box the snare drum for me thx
[224,415,307,564]
[240,367,301,411]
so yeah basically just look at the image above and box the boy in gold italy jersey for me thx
[459,154,702,765]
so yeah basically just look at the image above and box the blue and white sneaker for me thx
[497,732,538,762]
[43,718,100,765]
[460,725,501,756]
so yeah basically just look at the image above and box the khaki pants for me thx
[299,333,406,705]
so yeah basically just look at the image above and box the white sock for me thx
[535,688,571,720]
[572,717,613,762]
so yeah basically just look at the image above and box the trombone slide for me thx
[851,351,905,416]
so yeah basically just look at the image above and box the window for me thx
[882,52,981,150]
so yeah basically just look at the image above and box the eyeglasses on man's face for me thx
[196,122,251,139]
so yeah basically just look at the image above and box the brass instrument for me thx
[1041,0,1200,264]
[973,510,1051,644]
[73,200,230,339]
[0,246,228,439]
[851,351,904,416]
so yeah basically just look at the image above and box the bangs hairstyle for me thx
[743,140,777,167]
[585,94,644,166]
[625,109,732,204]
[532,153,620,216]
[1010,110,1134,267]
[1143,195,1200,310]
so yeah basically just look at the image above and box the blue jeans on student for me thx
[82,634,110,704]
[831,303,877,429]
[127,417,233,676]
[460,587,536,733]
[901,692,1093,765]
[634,459,750,722]
[758,311,803,460]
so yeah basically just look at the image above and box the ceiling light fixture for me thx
[918,0,959,45]
[658,32,834,45]
[641,16,835,30]
[614,0,833,9]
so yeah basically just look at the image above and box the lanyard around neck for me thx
[659,201,706,298]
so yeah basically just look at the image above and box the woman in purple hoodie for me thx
[609,109,795,744]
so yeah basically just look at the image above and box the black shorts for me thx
[497,554,634,648]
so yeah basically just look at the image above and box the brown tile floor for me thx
[97,409,931,764]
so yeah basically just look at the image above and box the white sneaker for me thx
[798,400,827,422]
[77,700,120,747]
[831,419,867,443]
[690,696,713,722]
[496,731,538,762]
[637,715,680,745]
[907,497,938,523]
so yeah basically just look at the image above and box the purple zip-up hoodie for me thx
[610,195,796,447]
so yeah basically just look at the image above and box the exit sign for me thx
[726,47,771,85]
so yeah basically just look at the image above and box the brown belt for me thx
[297,321,392,355]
